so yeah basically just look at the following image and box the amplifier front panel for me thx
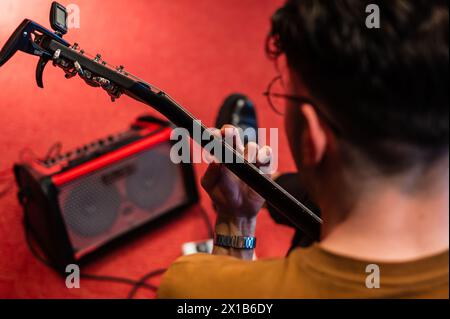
[56,142,188,258]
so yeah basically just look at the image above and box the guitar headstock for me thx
[0,3,152,102]
[49,42,126,101]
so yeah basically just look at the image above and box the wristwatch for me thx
[214,233,257,249]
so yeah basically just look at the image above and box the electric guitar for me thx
[0,18,322,240]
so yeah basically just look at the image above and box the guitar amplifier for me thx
[14,115,198,270]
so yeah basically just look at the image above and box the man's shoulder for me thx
[157,253,290,298]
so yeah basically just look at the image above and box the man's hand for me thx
[201,125,273,259]
[201,125,273,219]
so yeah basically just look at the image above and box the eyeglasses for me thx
[263,75,343,135]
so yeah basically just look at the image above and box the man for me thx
[157,0,448,298]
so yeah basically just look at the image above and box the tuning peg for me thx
[74,61,84,77]
[64,71,77,79]
[52,49,61,60]
[92,76,110,87]
[94,54,102,62]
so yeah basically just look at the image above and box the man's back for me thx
[158,245,449,298]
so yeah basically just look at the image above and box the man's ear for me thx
[300,104,328,166]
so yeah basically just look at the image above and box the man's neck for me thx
[319,158,449,262]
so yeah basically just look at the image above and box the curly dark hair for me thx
[267,0,448,173]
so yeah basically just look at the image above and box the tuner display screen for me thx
[56,7,67,27]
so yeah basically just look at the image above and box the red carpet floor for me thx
[0,0,296,298]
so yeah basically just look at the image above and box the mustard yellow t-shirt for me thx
[157,244,448,298]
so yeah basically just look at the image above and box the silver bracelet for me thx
[214,233,256,249]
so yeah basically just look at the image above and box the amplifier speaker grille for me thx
[57,142,188,258]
